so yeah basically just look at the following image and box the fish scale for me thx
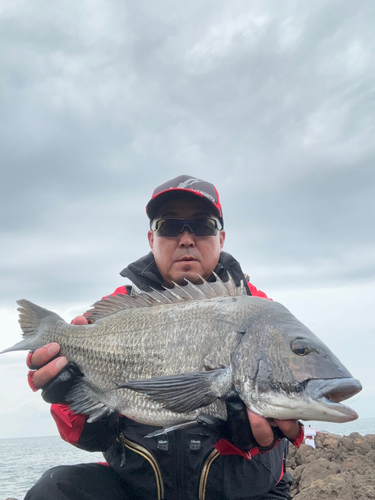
[1,274,362,428]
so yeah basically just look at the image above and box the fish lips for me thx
[306,377,362,421]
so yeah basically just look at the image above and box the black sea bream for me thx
[1,275,361,427]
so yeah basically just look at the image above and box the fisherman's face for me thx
[148,197,225,287]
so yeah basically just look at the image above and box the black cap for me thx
[146,175,224,227]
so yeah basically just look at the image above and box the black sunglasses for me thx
[151,217,222,237]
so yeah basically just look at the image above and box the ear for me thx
[148,230,154,252]
[219,230,225,251]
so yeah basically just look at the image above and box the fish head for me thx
[231,298,362,423]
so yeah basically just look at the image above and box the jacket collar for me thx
[120,251,249,292]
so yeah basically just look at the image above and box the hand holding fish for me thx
[27,316,87,394]
[27,343,67,390]
[247,410,301,447]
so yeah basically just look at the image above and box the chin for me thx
[171,271,204,286]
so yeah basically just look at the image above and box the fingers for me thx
[27,343,68,390]
[32,357,69,389]
[29,343,61,368]
[273,418,301,441]
[246,408,302,447]
[246,409,274,448]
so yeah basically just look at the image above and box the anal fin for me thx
[66,379,115,423]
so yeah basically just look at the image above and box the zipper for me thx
[198,449,220,500]
[175,430,185,500]
[118,433,165,500]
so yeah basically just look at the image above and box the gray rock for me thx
[287,432,375,500]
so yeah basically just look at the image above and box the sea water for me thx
[0,436,103,500]
[1,418,375,500]
[307,417,375,436]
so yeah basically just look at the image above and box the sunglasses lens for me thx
[154,218,220,237]
[190,219,218,236]
[155,220,184,237]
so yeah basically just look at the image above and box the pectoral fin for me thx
[118,367,232,413]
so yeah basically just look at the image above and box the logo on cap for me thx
[176,178,201,189]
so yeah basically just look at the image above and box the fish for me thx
[1,274,361,428]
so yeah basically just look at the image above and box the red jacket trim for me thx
[214,423,304,461]
[215,439,256,461]
[247,282,270,299]
[291,424,305,448]
[106,285,129,297]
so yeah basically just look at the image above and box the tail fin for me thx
[0,299,64,354]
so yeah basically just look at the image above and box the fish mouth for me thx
[306,378,362,421]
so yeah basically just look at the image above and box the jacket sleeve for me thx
[51,404,87,446]
[50,285,130,451]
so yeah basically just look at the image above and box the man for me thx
[25,175,302,500]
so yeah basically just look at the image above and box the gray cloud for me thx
[1,0,374,306]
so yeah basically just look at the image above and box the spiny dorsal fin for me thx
[85,273,245,323]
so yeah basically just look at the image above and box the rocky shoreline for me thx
[287,432,375,499]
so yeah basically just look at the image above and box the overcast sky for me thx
[0,0,374,440]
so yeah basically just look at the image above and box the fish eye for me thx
[291,339,311,356]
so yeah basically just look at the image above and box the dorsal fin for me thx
[85,273,245,322]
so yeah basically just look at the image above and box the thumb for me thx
[71,315,89,325]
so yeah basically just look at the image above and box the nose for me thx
[178,228,196,247]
